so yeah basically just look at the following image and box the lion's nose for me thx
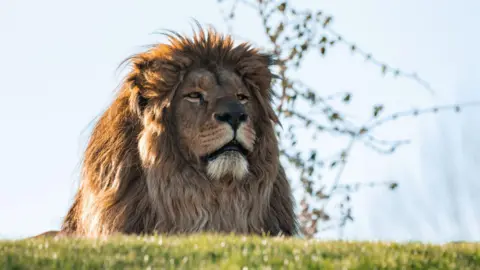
[215,111,248,129]
[213,99,248,130]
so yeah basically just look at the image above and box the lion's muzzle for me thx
[204,97,254,180]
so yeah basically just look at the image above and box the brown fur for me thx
[53,26,297,237]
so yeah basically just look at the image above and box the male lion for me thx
[47,27,297,238]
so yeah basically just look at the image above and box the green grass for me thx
[1,234,479,269]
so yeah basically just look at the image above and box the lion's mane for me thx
[60,27,297,237]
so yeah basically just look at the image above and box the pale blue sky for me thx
[1,0,479,242]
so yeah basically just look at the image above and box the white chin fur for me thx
[206,152,248,181]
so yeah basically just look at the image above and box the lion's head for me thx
[139,51,275,182]
[59,26,297,237]
[170,68,257,181]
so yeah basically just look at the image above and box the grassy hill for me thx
[1,234,479,269]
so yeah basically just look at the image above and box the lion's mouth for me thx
[206,140,248,161]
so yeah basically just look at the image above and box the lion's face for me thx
[171,68,258,180]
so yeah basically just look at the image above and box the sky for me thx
[1,0,479,242]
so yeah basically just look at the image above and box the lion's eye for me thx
[237,94,249,104]
[184,92,204,103]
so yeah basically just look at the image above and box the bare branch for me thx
[365,101,480,131]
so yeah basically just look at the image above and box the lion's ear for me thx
[124,70,152,118]
[123,51,185,119]
[123,55,162,118]
[235,51,274,96]
[122,56,153,118]
[237,52,281,126]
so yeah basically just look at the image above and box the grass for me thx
[1,234,479,269]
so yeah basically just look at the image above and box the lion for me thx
[38,26,297,238]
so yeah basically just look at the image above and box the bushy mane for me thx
[60,26,296,237]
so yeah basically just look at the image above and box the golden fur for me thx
[45,26,297,237]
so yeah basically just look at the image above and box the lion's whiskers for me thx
[236,125,256,151]
[199,125,234,156]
